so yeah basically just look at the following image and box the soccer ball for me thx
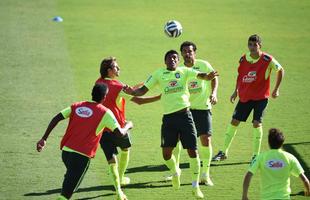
[164,20,182,38]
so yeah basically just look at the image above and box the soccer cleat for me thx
[164,167,181,182]
[164,174,173,181]
[116,190,128,200]
[212,151,227,161]
[200,175,214,186]
[120,177,131,186]
[192,187,204,199]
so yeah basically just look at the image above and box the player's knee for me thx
[231,119,240,126]
[163,153,172,160]
[187,149,198,158]
[200,134,211,146]
[108,156,117,164]
[162,148,173,160]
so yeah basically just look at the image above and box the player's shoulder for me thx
[239,54,246,63]
[262,52,273,62]
[95,77,104,84]
[281,150,297,160]
[72,101,87,107]
[153,67,166,76]
[196,59,212,67]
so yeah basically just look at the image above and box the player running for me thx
[36,84,133,200]
[242,128,310,199]
[213,34,284,162]
[124,50,218,199]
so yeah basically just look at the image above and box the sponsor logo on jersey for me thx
[188,81,202,93]
[242,71,257,83]
[168,80,178,87]
[175,72,180,79]
[189,81,198,88]
[164,80,183,94]
[75,107,93,118]
[266,159,285,170]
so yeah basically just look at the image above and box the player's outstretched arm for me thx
[242,172,253,200]
[123,85,149,96]
[197,71,219,81]
[300,173,310,196]
[272,68,284,99]
[37,113,65,152]
[113,121,133,137]
[131,94,162,105]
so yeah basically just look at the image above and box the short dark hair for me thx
[268,128,285,149]
[92,83,108,103]
[164,50,179,61]
[100,57,116,78]
[248,34,262,45]
[180,41,197,52]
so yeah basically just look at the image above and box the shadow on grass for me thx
[290,191,305,196]
[283,141,310,178]
[76,193,114,200]
[23,180,176,197]
[126,161,250,174]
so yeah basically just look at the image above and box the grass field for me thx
[1,0,309,199]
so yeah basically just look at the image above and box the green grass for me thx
[1,0,310,199]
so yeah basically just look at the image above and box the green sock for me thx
[199,144,212,177]
[223,124,238,155]
[118,150,130,180]
[56,195,68,200]
[164,155,177,175]
[173,142,181,168]
[253,126,263,156]
[109,163,121,192]
[189,157,200,186]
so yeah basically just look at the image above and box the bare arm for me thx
[197,71,219,81]
[271,68,284,99]
[113,121,133,137]
[230,76,239,103]
[300,173,310,196]
[123,85,149,96]
[37,113,65,152]
[242,172,253,200]
[210,76,218,105]
[131,94,162,105]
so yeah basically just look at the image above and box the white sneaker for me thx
[120,177,130,186]
[192,187,204,199]
[200,175,214,186]
[164,167,181,182]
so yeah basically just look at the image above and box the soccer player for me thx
[213,34,284,161]
[95,57,159,195]
[36,84,133,200]
[179,41,218,186]
[242,128,310,200]
[124,50,218,199]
